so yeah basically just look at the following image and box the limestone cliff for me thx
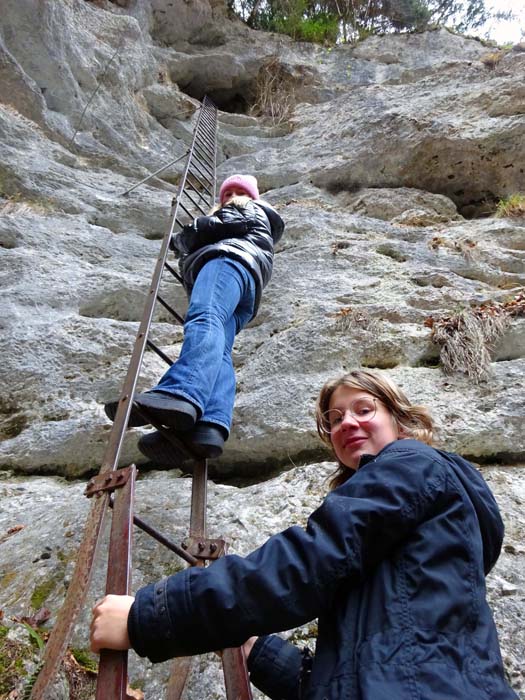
[0,1,523,697]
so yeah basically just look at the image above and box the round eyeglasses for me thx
[320,398,377,435]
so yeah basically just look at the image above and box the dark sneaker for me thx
[186,422,226,459]
[104,391,198,430]
[104,398,150,427]
[138,422,226,463]
[138,430,186,468]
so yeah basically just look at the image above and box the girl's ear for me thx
[392,417,406,438]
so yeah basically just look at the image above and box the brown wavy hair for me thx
[316,370,434,489]
[209,194,253,215]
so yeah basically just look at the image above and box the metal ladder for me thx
[31,96,253,700]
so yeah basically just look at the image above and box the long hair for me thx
[209,194,252,215]
[316,370,434,489]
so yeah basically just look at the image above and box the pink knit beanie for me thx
[219,174,259,204]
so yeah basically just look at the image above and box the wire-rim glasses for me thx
[321,398,377,435]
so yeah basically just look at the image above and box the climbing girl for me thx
[92,369,517,700]
[104,174,284,461]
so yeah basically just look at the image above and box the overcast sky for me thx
[476,0,525,44]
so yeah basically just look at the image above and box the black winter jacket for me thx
[171,198,284,319]
[128,440,517,700]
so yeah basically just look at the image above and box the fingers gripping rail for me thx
[30,96,252,700]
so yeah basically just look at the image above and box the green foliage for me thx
[271,7,339,43]
[71,647,99,673]
[232,0,512,44]
[0,625,30,695]
[22,663,44,700]
[22,623,45,652]
[30,576,58,609]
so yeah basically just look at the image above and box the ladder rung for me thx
[178,201,197,223]
[157,295,185,324]
[164,260,183,283]
[182,189,208,215]
[187,163,212,184]
[187,168,212,193]
[195,130,214,149]
[185,178,210,203]
[146,339,176,366]
[192,147,214,176]
[193,142,213,170]
[189,161,213,186]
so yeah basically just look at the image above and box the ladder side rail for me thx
[222,648,254,700]
[165,458,209,699]
[102,100,217,473]
[30,495,110,698]
[31,99,217,699]
[95,465,137,699]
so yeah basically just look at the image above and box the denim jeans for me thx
[153,257,256,435]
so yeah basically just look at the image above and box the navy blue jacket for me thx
[171,199,284,319]
[128,440,517,700]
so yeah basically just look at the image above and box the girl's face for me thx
[222,186,250,202]
[327,386,400,471]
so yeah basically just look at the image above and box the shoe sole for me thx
[138,433,186,467]
[104,393,197,430]
[104,400,151,428]
[139,429,224,462]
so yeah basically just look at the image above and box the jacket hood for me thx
[436,448,504,574]
[253,200,285,243]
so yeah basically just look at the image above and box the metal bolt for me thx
[105,476,112,484]
[198,542,205,551]
[209,543,217,553]
[181,542,188,550]
[117,473,124,481]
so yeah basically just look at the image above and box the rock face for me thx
[1,463,524,698]
[0,1,524,698]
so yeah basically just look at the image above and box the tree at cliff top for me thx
[230,0,511,43]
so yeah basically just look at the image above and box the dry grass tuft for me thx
[425,291,525,381]
[496,193,525,219]
[0,193,55,216]
[250,56,297,125]
[333,306,378,333]
[480,51,505,69]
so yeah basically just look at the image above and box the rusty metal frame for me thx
[31,97,253,700]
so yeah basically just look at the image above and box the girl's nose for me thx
[340,409,360,428]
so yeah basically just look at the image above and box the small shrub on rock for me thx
[496,194,525,219]
[425,291,525,381]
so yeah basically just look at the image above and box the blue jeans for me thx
[153,258,256,436]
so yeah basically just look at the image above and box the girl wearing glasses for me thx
[91,370,517,700]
